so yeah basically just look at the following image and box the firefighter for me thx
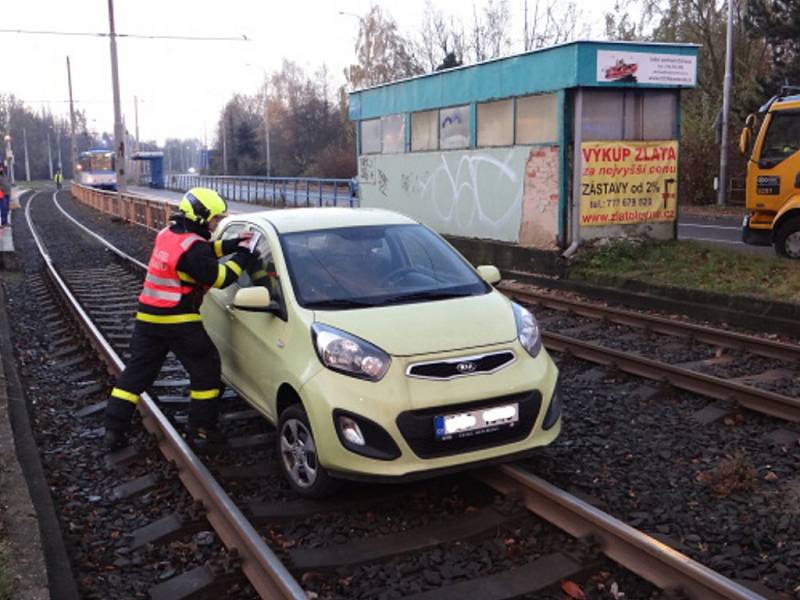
[104,187,255,451]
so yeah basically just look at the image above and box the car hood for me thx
[314,292,517,356]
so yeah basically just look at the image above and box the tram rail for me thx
[503,284,800,422]
[22,187,770,599]
[26,190,306,600]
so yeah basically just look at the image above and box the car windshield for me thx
[280,224,489,309]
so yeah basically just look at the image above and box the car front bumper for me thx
[299,342,561,479]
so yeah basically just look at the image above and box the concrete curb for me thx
[0,197,80,599]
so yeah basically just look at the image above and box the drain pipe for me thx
[562,89,583,259]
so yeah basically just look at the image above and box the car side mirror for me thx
[738,127,751,156]
[232,287,276,313]
[476,265,501,285]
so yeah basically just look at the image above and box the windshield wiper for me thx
[377,290,474,305]
[306,298,377,309]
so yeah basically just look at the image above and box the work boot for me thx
[186,425,226,447]
[104,429,129,452]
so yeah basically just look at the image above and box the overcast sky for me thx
[5,0,612,145]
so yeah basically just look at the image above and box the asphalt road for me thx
[677,213,775,257]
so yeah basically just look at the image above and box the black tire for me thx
[774,217,800,258]
[276,404,341,498]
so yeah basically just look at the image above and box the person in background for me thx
[104,188,256,451]
[0,166,11,227]
[54,168,63,190]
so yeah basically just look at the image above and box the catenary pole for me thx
[22,128,30,181]
[47,130,53,179]
[107,0,126,192]
[717,0,734,206]
[67,56,78,178]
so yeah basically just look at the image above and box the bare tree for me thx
[417,1,467,71]
[523,0,587,51]
[470,0,511,62]
[344,6,423,90]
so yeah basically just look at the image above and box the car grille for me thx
[406,350,516,380]
[395,391,541,459]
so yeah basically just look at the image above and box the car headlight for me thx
[312,323,391,381]
[512,302,542,358]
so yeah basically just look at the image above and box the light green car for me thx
[202,208,561,497]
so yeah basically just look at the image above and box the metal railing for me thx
[165,174,359,208]
[71,182,171,232]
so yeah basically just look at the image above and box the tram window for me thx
[360,119,382,154]
[411,110,438,151]
[440,105,470,149]
[382,114,405,154]
[516,94,557,144]
[477,99,513,147]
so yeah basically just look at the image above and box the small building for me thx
[348,40,699,253]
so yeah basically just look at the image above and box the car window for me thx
[217,223,286,318]
[280,224,489,309]
[240,226,286,315]
[760,111,800,167]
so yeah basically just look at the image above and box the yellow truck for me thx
[740,88,800,256]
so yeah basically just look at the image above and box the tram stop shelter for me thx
[132,151,165,189]
[348,40,699,259]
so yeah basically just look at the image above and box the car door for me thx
[203,222,246,373]
[222,226,289,421]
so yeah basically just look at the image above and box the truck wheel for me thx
[277,404,340,498]
[774,217,800,258]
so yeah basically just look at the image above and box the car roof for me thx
[238,207,419,234]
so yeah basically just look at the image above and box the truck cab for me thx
[740,89,800,256]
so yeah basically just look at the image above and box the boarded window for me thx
[411,110,438,151]
[382,114,405,154]
[581,90,678,141]
[516,94,558,144]
[360,119,381,154]
[642,91,677,139]
[581,91,624,140]
[477,99,513,147]
[440,105,470,149]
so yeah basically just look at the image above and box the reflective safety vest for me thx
[139,229,205,308]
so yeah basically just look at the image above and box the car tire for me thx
[774,217,800,258]
[276,404,341,498]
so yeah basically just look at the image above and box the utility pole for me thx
[56,124,63,171]
[67,56,77,178]
[22,128,30,181]
[107,0,127,192]
[264,94,271,177]
[134,95,141,183]
[717,0,734,206]
[47,130,54,180]
[222,115,228,175]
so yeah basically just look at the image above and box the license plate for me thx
[434,403,519,440]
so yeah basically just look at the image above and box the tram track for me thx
[12,187,774,599]
[503,284,800,423]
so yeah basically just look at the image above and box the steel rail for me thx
[502,284,800,363]
[543,330,800,422]
[27,191,305,600]
[475,465,764,600]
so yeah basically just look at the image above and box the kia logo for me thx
[456,361,477,373]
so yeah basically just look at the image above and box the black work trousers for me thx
[105,320,222,434]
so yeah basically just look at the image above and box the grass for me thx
[570,239,800,303]
[0,540,12,600]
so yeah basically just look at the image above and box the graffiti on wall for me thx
[360,147,533,243]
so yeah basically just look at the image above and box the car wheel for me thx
[774,217,800,258]
[277,404,340,498]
